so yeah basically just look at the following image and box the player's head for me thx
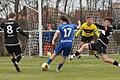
[103,17,113,27]
[8,12,16,20]
[59,16,69,24]
[86,17,94,26]
[47,23,52,30]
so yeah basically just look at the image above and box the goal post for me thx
[38,0,43,56]
[22,0,43,56]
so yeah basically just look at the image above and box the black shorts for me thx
[88,40,107,54]
[81,36,93,43]
[5,45,22,56]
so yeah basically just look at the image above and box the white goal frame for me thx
[24,0,43,56]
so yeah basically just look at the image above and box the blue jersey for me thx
[44,32,54,43]
[57,23,77,47]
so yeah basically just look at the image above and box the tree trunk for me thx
[56,0,61,10]
[15,0,20,20]
[64,0,68,13]
[79,0,83,23]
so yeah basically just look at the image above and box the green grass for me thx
[0,55,120,80]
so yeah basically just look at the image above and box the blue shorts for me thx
[54,44,72,57]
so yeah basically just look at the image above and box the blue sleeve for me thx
[57,26,61,32]
[74,24,77,29]
[71,24,77,29]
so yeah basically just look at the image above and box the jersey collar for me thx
[8,18,15,20]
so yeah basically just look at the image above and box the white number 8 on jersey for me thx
[7,25,13,34]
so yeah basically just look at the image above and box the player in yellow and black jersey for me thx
[70,17,99,60]
[76,17,99,43]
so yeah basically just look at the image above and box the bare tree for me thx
[15,0,20,20]
[56,0,61,10]
[79,0,83,22]
[64,0,68,13]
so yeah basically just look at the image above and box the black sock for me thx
[113,61,118,66]
[16,55,22,63]
[11,58,16,63]
[74,51,80,57]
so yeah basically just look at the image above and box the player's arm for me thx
[15,22,28,38]
[52,30,60,46]
[77,20,81,29]
[17,28,28,38]
[75,25,83,37]
[94,23,105,30]
[94,26,100,38]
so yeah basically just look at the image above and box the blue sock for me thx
[57,63,64,70]
[47,58,53,65]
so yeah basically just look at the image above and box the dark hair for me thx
[59,16,69,24]
[87,16,92,19]
[8,13,16,18]
[105,17,113,24]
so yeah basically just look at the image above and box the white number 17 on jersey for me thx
[64,28,72,37]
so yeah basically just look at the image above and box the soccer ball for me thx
[41,63,49,71]
[47,52,51,57]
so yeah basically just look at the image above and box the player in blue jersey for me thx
[42,16,77,72]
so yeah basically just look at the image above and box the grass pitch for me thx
[0,55,120,80]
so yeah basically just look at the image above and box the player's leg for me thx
[56,56,66,72]
[5,46,21,72]
[74,43,89,57]
[88,36,99,59]
[89,50,99,59]
[70,36,87,60]
[47,53,57,65]
[100,54,120,66]
[6,47,16,63]
[56,47,71,72]
[97,46,120,66]
[47,45,62,65]
[13,45,22,72]
[76,36,89,59]
[93,51,99,58]
[5,46,15,62]
[42,45,62,71]
[14,45,22,63]
[77,42,85,58]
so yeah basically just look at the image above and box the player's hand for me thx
[78,20,81,26]
[52,41,55,46]
[90,20,95,24]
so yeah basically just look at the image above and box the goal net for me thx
[42,30,120,56]
[22,0,120,56]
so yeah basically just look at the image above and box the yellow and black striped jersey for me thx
[75,22,99,37]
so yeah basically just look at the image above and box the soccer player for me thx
[70,17,99,60]
[74,18,120,67]
[42,16,77,72]
[0,13,28,72]
[43,24,54,56]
